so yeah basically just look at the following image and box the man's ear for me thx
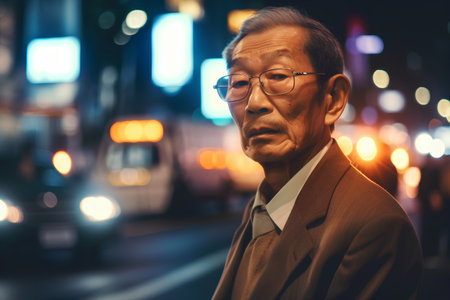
[323,74,351,126]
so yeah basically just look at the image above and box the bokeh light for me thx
[228,10,255,33]
[379,123,409,146]
[108,168,151,187]
[98,11,115,29]
[200,58,231,120]
[356,137,377,161]
[113,32,130,45]
[414,132,433,155]
[122,21,139,36]
[198,149,227,170]
[437,98,450,118]
[336,135,353,156]
[403,166,421,188]
[152,13,193,93]
[434,126,450,154]
[43,192,58,208]
[415,87,431,105]
[0,200,7,221]
[52,151,72,175]
[429,138,445,158]
[361,106,378,125]
[27,36,80,83]
[226,151,261,174]
[110,120,164,143]
[390,148,409,171]
[372,69,389,88]
[0,45,13,75]
[179,0,204,20]
[80,196,120,221]
[125,10,147,29]
[355,35,384,54]
[7,206,23,223]
[378,90,405,113]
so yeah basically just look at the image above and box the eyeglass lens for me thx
[217,68,295,101]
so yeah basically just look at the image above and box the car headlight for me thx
[0,198,24,224]
[80,196,121,222]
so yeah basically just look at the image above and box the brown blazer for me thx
[213,141,423,300]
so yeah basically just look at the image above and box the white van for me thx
[92,116,263,218]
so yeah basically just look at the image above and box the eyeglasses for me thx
[213,68,326,102]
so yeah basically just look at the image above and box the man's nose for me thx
[245,79,272,114]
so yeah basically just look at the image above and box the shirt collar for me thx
[253,140,332,231]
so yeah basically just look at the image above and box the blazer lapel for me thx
[250,141,351,299]
[212,199,253,300]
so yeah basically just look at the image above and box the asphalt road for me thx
[0,210,449,300]
[0,212,241,300]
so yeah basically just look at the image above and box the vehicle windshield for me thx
[105,143,160,170]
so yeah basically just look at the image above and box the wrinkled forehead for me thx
[229,49,294,69]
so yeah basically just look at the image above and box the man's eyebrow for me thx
[228,58,243,69]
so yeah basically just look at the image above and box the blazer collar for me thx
[249,140,351,300]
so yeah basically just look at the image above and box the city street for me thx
[0,208,449,300]
[0,1,449,299]
[0,212,241,300]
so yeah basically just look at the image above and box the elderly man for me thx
[212,6,423,300]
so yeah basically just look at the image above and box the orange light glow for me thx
[403,167,421,188]
[214,150,228,169]
[53,151,72,175]
[107,167,151,186]
[336,135,353,156]
[390,148,409,171]
[356,137,377,161]
[225,152,244,172]
[198,150,215,170]
[403,166,421,199]
[225,151,262,174]
[110,120,164,143]
[8,206,23,223]
[144,120,164,142]
[228,10,256,33]
[197,148,261,173]
[125,121,143,142]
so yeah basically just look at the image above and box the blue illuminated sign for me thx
[26,36,80,83]
[151,13,193,94]
[201,58,231,120]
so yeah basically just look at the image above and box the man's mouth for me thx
[247,127,280,139]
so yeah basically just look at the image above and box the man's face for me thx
[228,25,331,165]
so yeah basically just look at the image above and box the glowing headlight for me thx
[0,199,24,223]
[80,196,121,222]
[0,200,8,221]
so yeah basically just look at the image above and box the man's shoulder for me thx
[316,164,417,249]
[332,164,407,219]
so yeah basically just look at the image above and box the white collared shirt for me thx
[253,140,332,231]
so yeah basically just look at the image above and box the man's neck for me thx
[261,138,331,193]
